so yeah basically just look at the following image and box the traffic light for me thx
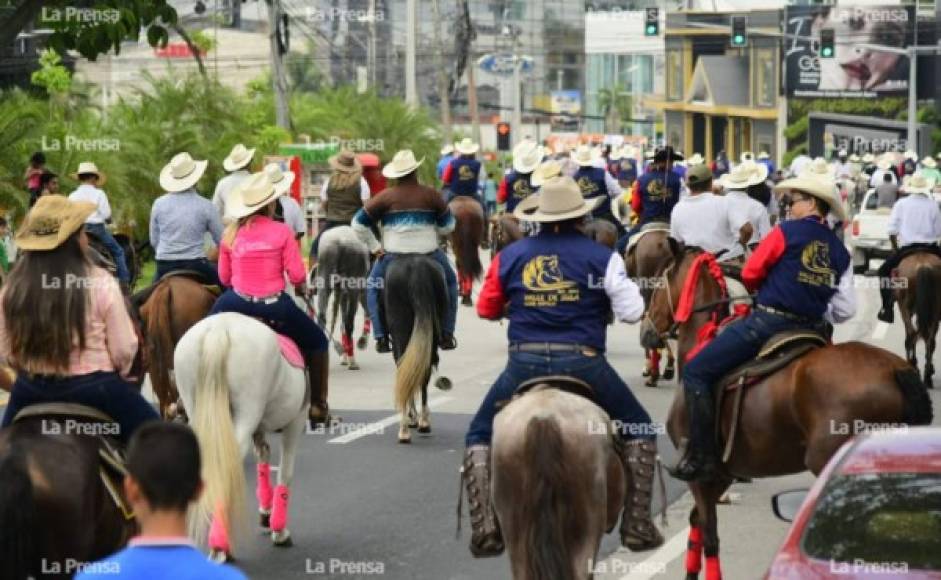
[820,28,835,59]
[496,122,511,151]
[730,15,747,48]
[644,8,659,37]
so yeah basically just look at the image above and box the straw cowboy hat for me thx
[800,157,834,179]
[440,144,454,156]
[382,149,424,179]
[16,195,96,251]
[513,142,541,174]
[70,161,106,186]
[329,149,362,174]
[223,143,255,172]
[513,176,602,223]
[609,147,624,161]
[454,138,480,155]
[921,156,937,169]
[774,174,846,221]
[621,145,637,159]
[904,150,918,161]
[571,144,595,167]
[758,151,770,160]
[530,160,564,187]
[876,157,893,171]
[263,162,296,196]
[862,153,875,164]
[687,153,705,166]
[228,172,280,219]
[904,172,935,195]
[720,160,768,190]
[740,152,755,163]
[160,152,208,192]
[849,154,861,163]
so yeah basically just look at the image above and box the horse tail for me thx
[521,416,575,580]
[914,264,941,341]
[189,326,246,548]
[394,303,434,413]
[145,281,175,415]
[456,209,483,280]
[894,367,934,426]
[0,444,34,579]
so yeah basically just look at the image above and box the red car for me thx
[767,427,941,579]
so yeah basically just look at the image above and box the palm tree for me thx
[597,84,632,134]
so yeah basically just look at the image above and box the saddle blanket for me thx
[276,335,304,368]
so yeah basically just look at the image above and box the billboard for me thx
[550,90,581,132]
[784,5,913,98]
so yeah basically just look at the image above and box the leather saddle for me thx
[514,375,595,403]
[132,269,221,311]
[626,221,671,254]
[13,403,135,520]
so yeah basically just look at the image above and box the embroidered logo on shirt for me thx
[458,164,476,181]
[521,255,579,307]
[577,176,600,197]
[512,178,533,200]
[645,179,670,202]
[799,240,836,286]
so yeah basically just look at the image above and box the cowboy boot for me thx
[618,439,665,551]
[306,351,331,426]
[669,391,719,482]
[462,445,504,557]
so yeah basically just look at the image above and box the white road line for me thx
[618,526,691,580]
[872,321,889,341]
[327,396,453,444]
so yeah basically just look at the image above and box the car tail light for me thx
[852,220,860,236]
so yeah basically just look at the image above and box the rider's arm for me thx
[742,226,786,292]
[477,255,506,320]
[603,254,644,323]
[825,264,857,324]
[207,205,224,246]
[360,177,372,201]
[99,275,139,378]
[603,171,621,199]
[630,181,642,214]
[149,200,161,254]
[282,229,307,285]
[435,207,456,236]
[98,191,112,222]
[442,162,453,185]
[496,177,508,204]
[218,242,232,287]
[351,207,382,253]
[886,203,901,248]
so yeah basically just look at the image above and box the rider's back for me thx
[75,543,246,580]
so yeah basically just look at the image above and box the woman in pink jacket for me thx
[209,173,331,423]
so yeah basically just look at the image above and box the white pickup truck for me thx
[849,189,892,274]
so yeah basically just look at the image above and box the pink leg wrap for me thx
[363,319,371,334]
[208,504,231,553]
[256,463,273,512]
[342,334,354,357]
[270,484,290,532]
[704,556,722,580]
[685,526,703,575]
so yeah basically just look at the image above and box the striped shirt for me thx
[150,189,224,261]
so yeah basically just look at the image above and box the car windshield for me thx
[801,472,941,571]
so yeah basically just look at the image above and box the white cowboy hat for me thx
[904,150,918,161]
[228,172,281,219]
[800,157,834,180]
[849,154,861,163]
[440,144,454,156]
[863,153,875,163]
[904,172,936,196]
[774,174,846,221]
[609,147,624,161]
[454,138,480,155]
[512,142,541,174]
[160,152,208,192]
[70,161,107,185]
[740,151,755,163]
[530,160,564,187]
[921,156,937,169]
[837,149,847,157]
[757,151,770,160]
[876,158,893,171]
[720,160,767,190]
[571,144,595,167]
[513,176,602,223]
[687,153,705,166]
[382,149,424,179]
[223,143,255,172]
[644,149,656,160]
[621,145,636,159]
[263,162,296,196]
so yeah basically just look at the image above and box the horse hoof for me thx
[645,378,658,388]
[641,368,651,378]
[348,361,360,370]
[434,376,452,391]
[398,434,412,444]
[272,529,293,547]
[260,511,271,530]
[356,337,368,350]
[663,368,675,381]
[461,296,473,306]
[340,360,349,366]
[209,550,234,564]
[418,424,431,434]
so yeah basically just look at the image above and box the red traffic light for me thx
[497,122,510,135]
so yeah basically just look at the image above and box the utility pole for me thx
[431,0,452,142]
[405,0,418,106]
[368,0,377,90]
[268,0,291,130]
[459,0,481,146]
[907,46,917,151]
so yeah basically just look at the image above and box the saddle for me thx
[514,375,595,402]
[131,269,221,311]
[626,221,671,254]
[13,403,135,520]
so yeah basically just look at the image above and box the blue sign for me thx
[478,53,535,77]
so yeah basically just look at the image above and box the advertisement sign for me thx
[784,5,913,98]
[550,90,581,132]
[477,54,535,77]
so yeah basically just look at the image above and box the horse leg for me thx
[209,426,254,563]
[684,506,704,580]
[692,479,732,580]
[901,307,918,370]
[270,410,307,547]
[253,431,274,529]
[357,294,371,350]
[645,349,661,387]
[344,296,360,371]
[923,323,937,388]
[418,379,431,434]
[663,350,676,381]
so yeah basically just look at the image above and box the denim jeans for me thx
[210,290,328,354]
[154,257,220,287]
[367,250,458,339]
[465,351,656,446]
[0,371,159,443]
[85,223,130,283]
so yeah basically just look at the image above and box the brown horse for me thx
[640,246,934,580]
[894,251,941,387]
[625,227,676,386]
[489,213,524,259]
[449,197,484,306]
[492,382,624,580]
[136,276,216,418]
[580,219,618,249]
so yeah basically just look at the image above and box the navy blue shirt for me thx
[449,158,482,196]
[573,166,613,218]
[635,170,682,224]
[504,171,536,213]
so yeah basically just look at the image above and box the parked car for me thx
[766,427,941,579]
[849,189,893,274]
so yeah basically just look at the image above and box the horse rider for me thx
[497,141,541,221]
[67,162,131,288]
[920,156,941,185]
[719,161,772,257]
[463,176,664,557]
[209,173,331,425]
[570,144,626,236]
[615,146,684,254]
[670,164,749,258]
[150,152,223,286]
[757,151,776,176]
[442,138,486,214]
[0,195,159,442]
[670,173,856,482]
[877,173,941,324]
[309,150,370,271]
[900,150,919,177]
[615,145,640,189]
[212,143,255,223]
[352,150,459,353]
[870,157,898,188]
[265,163,306,242]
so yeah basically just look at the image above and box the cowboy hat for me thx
[223,143,255,172]
[329,149,362,174]
[70,161,106,186]
[904,172,935,196]
[800,157,834,180]
[228,172,281,219]
[513,176,601,223]
[849,154,861,163]
[571,145,595,167]
[876,158,893,171]
[687,153,705,165]
[16,195,96,251]
[773,175,845,221]
[263,162,296,196]
[513,142,541,174]
[757,151,770,160]
[921,156,937,169]
[720,160,768,190]
[904,150,918,161]
[382,149,424,179]
[862,153,875,164]
[740,152,755,163]
[440,144,454,156]
[609,147,624,161]
[653,146,684,163]
[160,152,208,192]
[621,145,637,159]
[837,149,847,157]
[644,149,656,160]
[454,138,480,155]
[530,160,564,187]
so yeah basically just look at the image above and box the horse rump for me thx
[0,442,35,580]
[450,198,484,280]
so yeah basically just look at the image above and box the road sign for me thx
[478,53,535,77]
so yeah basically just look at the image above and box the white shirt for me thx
[212,169,251,223]
[870,168,898,188]
[887,193,941,246]
[319,177,371,203]
[278,196,306,236]
[725,189,771,246]
[789,155,811,177]
[826,264,857,324]
[831,161,852,180]
[603,253,645,323]
[669,193,740,255]
[68,184,111,224]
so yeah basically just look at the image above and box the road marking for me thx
[618,526,691,580]
[327,396,453,444]
[872,321,889,341]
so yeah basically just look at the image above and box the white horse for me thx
[174,312,309,561]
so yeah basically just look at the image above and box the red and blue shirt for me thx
[634,170,682,224]
[498,170,536,213]
[443,157,481,196]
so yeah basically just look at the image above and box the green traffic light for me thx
[646,24,657,35]
[821,47,833,58]
[733,34,745,46]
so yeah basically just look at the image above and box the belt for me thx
[756,305,812,322]
[235,290,282,305]
[509,342,598,356]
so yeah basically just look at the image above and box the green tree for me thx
[597,85,632,134]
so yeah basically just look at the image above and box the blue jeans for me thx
[465,351,656,446]
[485,200,497,220]
[210,290,328,354]
[85,223,130,283]
[367,250,458,339]
[154,258,220,287]
[0,371,159,443]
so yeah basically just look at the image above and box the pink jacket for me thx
[219,216,306,296]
